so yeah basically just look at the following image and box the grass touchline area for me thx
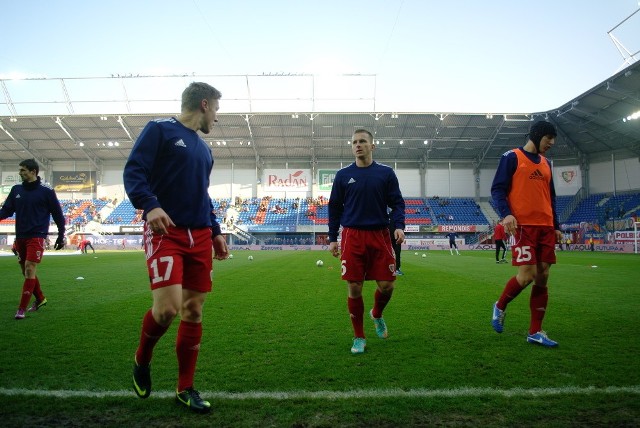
[2,385,640,400]
[1,250,638,426]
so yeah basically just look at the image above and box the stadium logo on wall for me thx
[265,169,309,188]
[562,170,576,183]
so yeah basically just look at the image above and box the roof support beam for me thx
[0,119,49,166]
[55,117,101,170]
[0,81,17,116]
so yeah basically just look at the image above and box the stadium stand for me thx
[104,199,141,224]
[404,198,433,225]
[4,192,638,235]
[427,197,489,225]
[555,195,573,219]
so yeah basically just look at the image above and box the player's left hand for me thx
[554,230,563,243]
[212,234,229,260]
[394,229,405,244]
[54,236,65,250]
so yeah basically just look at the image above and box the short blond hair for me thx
[181,82,222,112]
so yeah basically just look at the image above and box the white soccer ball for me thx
[421,253,427,258]
[316,260,324,267]
[228,254,233,259]
[248,255,253,261]
[414,252,419,256]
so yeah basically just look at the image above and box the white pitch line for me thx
[1,386,639,400]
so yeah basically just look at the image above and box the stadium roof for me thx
[1,61,639,169]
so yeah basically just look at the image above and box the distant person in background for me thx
[490,120,562,348]
[589,237,595,252]
[446,232,460,255]
[493,222,508,263]
[79,239,95,254]
[565,237,572,251]
[328,128,405,355]
[389,211,403,275]
[124,82,228,414]
[0,158,66,320]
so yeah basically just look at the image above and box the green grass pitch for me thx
[0,249,639,427]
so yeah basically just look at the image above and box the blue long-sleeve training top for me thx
[328,161,405,242]
[123,118,221,235]
[0,177,66,239]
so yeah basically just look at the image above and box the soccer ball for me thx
[248,255,253,261]
[228,254,233,259]
[414,252,419,256]
[316,260,324,267]
[422,253,427,258]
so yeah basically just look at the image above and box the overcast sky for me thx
[2,0,639,114]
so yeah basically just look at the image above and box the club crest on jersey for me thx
[389,264,395,273]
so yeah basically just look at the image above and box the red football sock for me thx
[496,276,525,311]
[372,289,392,318]
[19,278,37,310]
[135,310,170,366]
[348,297,365,338]
[176,320,202,392]
[33,277,45,302]
[529,285,549,334]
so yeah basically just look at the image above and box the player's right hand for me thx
[54,236,65,250]
[146,207,175,235]
[329,241,340,258]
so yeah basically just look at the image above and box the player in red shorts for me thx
[124,82,228,414]
[490,120,563,347]
[0,158,66,320]
[78,239,95,254]
[328,129,406,354]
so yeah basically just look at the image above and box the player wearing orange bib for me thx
[490,120,562,347]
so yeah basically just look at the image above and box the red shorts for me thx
[144,224,213,292]
[511,225,557,266]
[14,238,46,264]
[340,227,397,281]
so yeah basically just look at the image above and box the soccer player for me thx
[446,232,460,255]
[0,159,66,319]
[490,120,563,347]
[79,239,95,254]
[493,221,508,263]
[328,129,406,354]
[124,82,229,414]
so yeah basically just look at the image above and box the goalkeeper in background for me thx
[490,120,563,347]
[0,158,66,320]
